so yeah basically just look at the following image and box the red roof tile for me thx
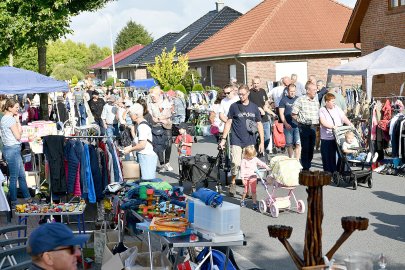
[90,44,144,69]
[188,0,356,60]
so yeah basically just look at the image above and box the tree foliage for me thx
[192,83,204,91]
[147,47,189,90]
[114,20,153,53]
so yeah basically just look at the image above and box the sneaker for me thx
[159,166,167,173]
[372,153,379,163]
[252,203,258,211]
[240,200,246,207]
[165,163,174,171]
[365,152,372,163]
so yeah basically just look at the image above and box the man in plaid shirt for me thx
[291,82,320,170]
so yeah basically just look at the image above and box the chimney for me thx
[216,1,224,12]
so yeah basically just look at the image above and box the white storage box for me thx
[192,199,240,235]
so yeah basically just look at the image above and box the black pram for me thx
[178,152,224,193]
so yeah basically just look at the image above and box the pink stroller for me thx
[257,156,305,217]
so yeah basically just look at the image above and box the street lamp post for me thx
[102,14,117,86]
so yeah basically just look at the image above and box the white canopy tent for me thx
[327,45,405,98]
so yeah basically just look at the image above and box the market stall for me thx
[327,45,405,99]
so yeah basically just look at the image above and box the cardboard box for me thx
[125,251,172,270]
[101,230,149,270]
[122,161,140,180]
[102,241,149,270]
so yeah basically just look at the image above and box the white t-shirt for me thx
[342,140,359,152]
[269,85,286,107]
[220,96,239,119]
[117,107,126,125]
[137,121,155,155]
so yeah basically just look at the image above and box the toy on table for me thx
[138,189,161,218]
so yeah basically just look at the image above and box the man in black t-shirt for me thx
[220,84,264,197]
[88,91,106,135]
[249,76,273,151]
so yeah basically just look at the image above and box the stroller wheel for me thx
[297,200,305,214]
[352,176,358,190]
[259,200,267,214]
[367,176,373,188]
[332,172,341,187]
[270,204,279,218]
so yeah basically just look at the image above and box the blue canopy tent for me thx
[0,66,69,94]
[125,78,157,90]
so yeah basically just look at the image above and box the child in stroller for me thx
[342,130,378,163]
[239,145,270,210]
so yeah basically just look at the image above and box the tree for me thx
[0,0,113,119]
[192,83,204,91]
[114,20,153,53]
[147,47,189,90]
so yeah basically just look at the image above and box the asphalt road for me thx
[159,136,405,270]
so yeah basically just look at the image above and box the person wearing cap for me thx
[321,82,347,113]
[174,122,193,157]
[101,95,118,138]
[27,222,89,270]
[88,90,106,135]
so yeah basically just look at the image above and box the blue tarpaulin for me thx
[125,78,157,89]
[0,66,69,94]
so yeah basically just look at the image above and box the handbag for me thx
[237,103,258,134]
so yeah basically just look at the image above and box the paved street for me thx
[159,136,405,270]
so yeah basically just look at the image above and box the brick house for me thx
[341,0,405,97]
[187,0,361,90]
[90,44,144,81]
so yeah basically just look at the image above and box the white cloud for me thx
[65,0,356,48]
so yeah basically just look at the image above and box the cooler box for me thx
[192,199,240,235]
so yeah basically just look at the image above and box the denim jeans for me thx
[157,129,173,165]
[284,127,301,146]
[138,153,158,180]
[94,118,105,136]
[298,125,316,170]
[321,139,337,173]
[3,144,31,202]
[262,121,271,150]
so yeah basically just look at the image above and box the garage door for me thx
[275,61,308,86]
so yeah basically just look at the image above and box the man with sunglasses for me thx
[219,84,239,124]
[28,222,89,270]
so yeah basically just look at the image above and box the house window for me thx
[229,64,236,81]
[207,66,213,87]
[389,0,405,9]
[196,67,202,76]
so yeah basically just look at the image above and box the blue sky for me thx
[66,0,357,48]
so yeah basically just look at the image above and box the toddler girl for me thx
[239,145,270,210]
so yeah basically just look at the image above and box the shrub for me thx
[163,85,172,92]
[71,75,78,86]
[174,84,187,95]
[182,69,201,93]
[192,83,204,91]
[104,77,115,87]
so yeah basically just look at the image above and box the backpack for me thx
[139,122,168,153]
[273,122,286,148]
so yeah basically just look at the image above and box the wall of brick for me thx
[360,0,405,97]
[190,53,362,90]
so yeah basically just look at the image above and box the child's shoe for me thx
[252,203,258,211]
[372,153,379,163]
[240,200,246,207]
[365,152,372,163]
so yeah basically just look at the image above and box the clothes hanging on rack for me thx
[43,135,67,194]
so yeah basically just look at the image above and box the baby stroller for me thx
[257,156,305,218]
[178,151,223,193]
[332,125,373,190]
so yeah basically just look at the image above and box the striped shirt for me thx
[292,95,320,125]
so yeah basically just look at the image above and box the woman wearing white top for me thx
[124,103,158,180]
[0,99,32,207]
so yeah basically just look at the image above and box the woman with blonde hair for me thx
[0,99,32,207]
[172,90,186,125]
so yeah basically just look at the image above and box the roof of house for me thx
[188,0,358,61]
[116,6,241,67]
[341,0,370,44]
[90,44,144,69]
